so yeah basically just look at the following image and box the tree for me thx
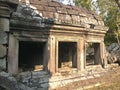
[96,0,120,45]
[74,0,120,45]
[114,0,120,10]
[74,0,92,10]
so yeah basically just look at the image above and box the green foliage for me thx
[74,0,120,45]
[97,0,120,45]
[74,0,92,10]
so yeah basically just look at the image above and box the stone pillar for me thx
[56,41,59,72]
[0,18,9,32]
[43,41,49,71]
[49,36,56,74]
[8,35,19,74]
[0,9,10,70]
[77,39,85,71]
[72,45,77,68]
[94,43,101,65]
[84,42,87,68]
[0,1,18,73]
[100,42,108,68]
[72,48,77,68]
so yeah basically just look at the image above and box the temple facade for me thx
[0,0,108,75]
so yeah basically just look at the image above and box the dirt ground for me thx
[54,66,120,90]
[87,67,120,90]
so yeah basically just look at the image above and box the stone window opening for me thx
[18,41,46,72]
[58,42,77,71]
[86,43,101,66]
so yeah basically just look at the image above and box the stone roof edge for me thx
[10,0,108,32]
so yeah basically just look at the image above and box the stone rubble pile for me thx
[106,43,120,65]
[0,72,33,90]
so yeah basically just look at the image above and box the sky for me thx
[54,0,97,6]
[54,0,75,5]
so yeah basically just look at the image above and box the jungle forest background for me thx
[74,0,120,46]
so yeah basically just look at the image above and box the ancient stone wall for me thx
[0,0,18,70]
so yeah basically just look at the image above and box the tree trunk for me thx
[115,0,120,10]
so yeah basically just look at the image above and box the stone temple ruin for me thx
[0,0,109,89]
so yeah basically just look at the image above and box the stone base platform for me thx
[16,64,119,90]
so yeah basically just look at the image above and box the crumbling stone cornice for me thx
[10,0,108,33]
[0,0,18,18]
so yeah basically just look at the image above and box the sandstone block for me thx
[0,32,8,44]
[0,58,6,70]
[0,18,9,31]
[0,45,7,58]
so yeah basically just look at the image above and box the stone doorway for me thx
[19,41,46,72]
[58,42,77,69]
[86,43,101,66]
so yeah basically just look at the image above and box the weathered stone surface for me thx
[43,11,54,18]
[71,15,80,23]
[67,9,79,15]
[18,0,108,31]
[106,43,120,64]
[44,6,56,12]
[56,7,67,14]
[33,5,44,11]
[18,83,34,90]
[5,1,108,89]
[0,32,8,44]
[0,0,18,4]
[107,43,119,52]
[0,45,7,58]
[0,18,9,31]
[41,83,49,88]
[0,58,6,70]
[48,1,61,7]
[0,72,20,90]
[0,3,10,17]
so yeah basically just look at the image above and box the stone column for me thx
[43,41,49,71]
[0,1,18,73]
[49,36,56,74]
[55,40,59,72]
[94,43,101,65]
[77,39,85,71]
[100,42,108,68]
[72,44,77,68]
[8,35,19,74]
[0,6,10,70]
[84,42,87,68]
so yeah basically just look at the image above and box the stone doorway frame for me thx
[55,37,85,72]
[84,41,106,68]
[8,34,48,74]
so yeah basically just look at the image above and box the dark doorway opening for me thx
[86,43,101,66]
[58,42,77,69]
[19,41,46,72]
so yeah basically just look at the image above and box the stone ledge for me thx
[0,0,18,4]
